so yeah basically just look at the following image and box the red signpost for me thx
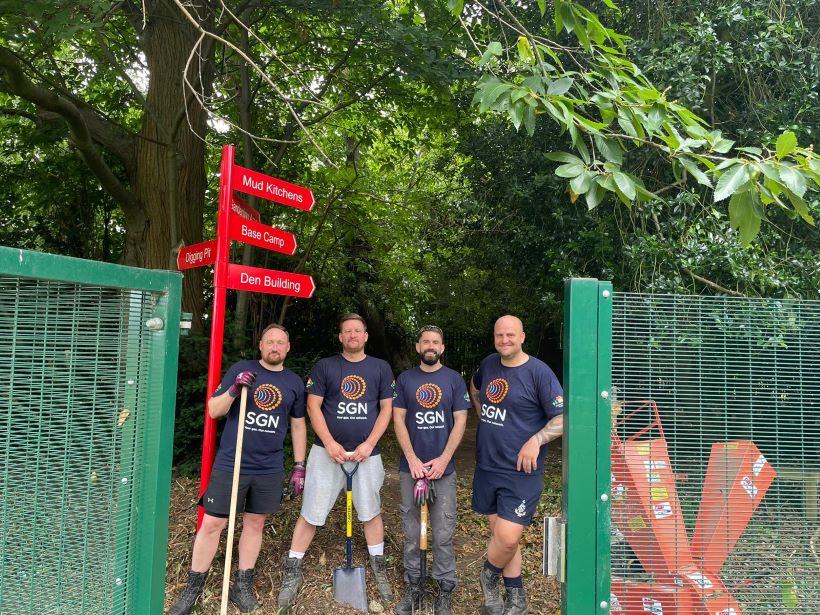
[176,144,316,527]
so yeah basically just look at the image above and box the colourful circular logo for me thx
[254,384,282,411]
[340,375,367,400]
[415,383,443,409]
[485,378,509,404]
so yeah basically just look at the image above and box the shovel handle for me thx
[420,501,429,551]
[342,454,359,567]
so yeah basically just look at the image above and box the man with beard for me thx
[169,324,307,615]
[278,313,395,609]
[393,325,469,615]
[470,315,563,615]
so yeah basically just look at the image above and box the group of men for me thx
[168,313,564,615]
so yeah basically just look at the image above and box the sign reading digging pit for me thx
[177,239,217,271]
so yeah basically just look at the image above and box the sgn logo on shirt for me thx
[481,378,509,425]
[247,384,282,429]
[415,383,445,427]
[338,374,368,415]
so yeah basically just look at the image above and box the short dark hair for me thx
[260,323,289,340]
[339,313,367,332]
[417,325,444,342]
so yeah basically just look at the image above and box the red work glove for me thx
[289,463,306,496]
[228,371,256,397]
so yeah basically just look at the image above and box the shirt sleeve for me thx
[290,374,307,419]
[452,373,471,412]
[379,361,395,400]
[538,365,564,421]
[393,373,408,409]
[306,360,327,397]
[213,362,242,397]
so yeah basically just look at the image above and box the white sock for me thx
[288,550,305,560]
[367,543,384,557]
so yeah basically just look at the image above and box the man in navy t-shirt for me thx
[278,313,395,609]
[470,315,563,615]
[393,325,469,615]
[168,324,307,615]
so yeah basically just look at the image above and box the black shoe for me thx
[479,566,504,615]
[369,554,394,602]
[168,570,207,615]
[434,580,455,615]
[277,557,304,608]
[395,576,422,615]
[502,586,529,615]
[228,568,259,613]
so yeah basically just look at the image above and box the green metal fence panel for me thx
[562,279,613,615]
[0,246,182,615]
[610,293,820,615]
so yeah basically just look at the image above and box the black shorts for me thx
[471,466,543,526]
[199,469,284,518]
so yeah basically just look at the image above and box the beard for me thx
[265,352,284,366]
[419,350,440,366]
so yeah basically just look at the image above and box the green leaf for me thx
[594,135,622,164]
[736,146,763,157]
[728,190,761,245]
[547,77,574,96]
[555,163,585,178]
[714,164,750,202]
[678,157,712,188]
[478,83,511,112]
[516,36,534,64]
[537,0,546,16]
[613,171,636,200]
[585,183,605,210]
[713,138,735,154]
[784,188,815,225]
[478,42,503,67]
[545,152,585,165]
[523,106,536,137]
[570,171,594,195]
[776,130,797,159]
[778,164,807,198]
[446,0,465,16]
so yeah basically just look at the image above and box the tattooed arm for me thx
[534,414,563,446]
[516,414,563,473]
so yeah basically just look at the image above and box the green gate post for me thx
[562,278,612,614]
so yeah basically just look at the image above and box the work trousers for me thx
[399,471,458,584]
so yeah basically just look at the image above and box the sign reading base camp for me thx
[176,144,316,528]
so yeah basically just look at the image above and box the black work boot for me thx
[369,554,394,602]
[434,579,456,615]
[277,556,304,609]
[168,570,207,615]
[479,566,504,615]
[228,568,259,613]
[503,586,529,615]
[395,576,422,615]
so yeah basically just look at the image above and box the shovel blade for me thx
[333,565,368,612]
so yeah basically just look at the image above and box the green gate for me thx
[559,279,820,615]
[0,246,182,614]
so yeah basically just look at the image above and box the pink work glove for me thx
[413,477,437,506]
[289,463,306,496]
[228,371,256,397]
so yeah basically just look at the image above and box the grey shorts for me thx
[300,444,384,526]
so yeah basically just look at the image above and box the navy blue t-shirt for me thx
[307,355,394,453]
[213,359,306,475]
[472,354,563,475]
[393,366,470,476]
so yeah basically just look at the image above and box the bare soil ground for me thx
[165,412,562,614]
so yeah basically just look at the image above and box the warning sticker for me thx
[715,609,738,615]
[752,454,767,477]
[647,472,662,484]
[740,476,758,499]
[642,597,664,614]
[650,487,669,502]
[644,460,667,471]
[686,572,714,590]
[636,443,651,456]
[629,516,647,531]
[610,593,623,612]
[653,502,673,519]
[613,483,626,500]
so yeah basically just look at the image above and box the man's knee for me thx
[242,513,267,532]
[493,519,524,551]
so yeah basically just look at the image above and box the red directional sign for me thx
[231,164,314,211]
[226,263,316,298]
[231,195,260,222]
[229,216,297,256]
[177,239,217,270]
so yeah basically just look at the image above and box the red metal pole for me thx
[197,144,235,529]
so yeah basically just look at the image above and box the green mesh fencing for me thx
[0,246,182,615]
[609,293,820,615]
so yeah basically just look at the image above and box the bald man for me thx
[469,316,564,615]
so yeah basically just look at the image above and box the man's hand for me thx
[228,371,255,397]
[516,436,541,474]
[289,463,306,496]
[352,440,375,463]
[413,477,437,506]
[424,456,449,480]
[407,455,427,479]
[325,440,348,464]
